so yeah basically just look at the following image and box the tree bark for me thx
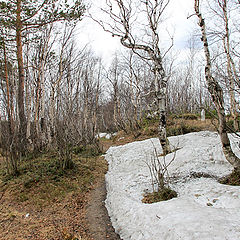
[222,0,239,131]
[155,66,170,155]
[16,0,27,150]
[195,0,240,171]
[3,38,14,135]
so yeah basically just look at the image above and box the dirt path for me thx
[86,177,121,240]
[85,133,140,240]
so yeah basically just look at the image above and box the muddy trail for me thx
[86,177,121,240]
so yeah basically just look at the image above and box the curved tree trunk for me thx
[195,0,240,171]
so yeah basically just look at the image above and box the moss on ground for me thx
[0,147,107,208]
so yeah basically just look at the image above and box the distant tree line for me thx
[0,0,239,175]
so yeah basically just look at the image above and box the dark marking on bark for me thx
[160,114,166,126]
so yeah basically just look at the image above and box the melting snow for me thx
[97,132,117,139]
[105,131,240,240]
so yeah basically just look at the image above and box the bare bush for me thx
[143,141,178,203]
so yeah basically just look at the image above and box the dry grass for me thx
[116,118,217,141]
[0,148,107,240]
[142,188,177,204]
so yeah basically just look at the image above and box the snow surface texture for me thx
[105,131,240,240]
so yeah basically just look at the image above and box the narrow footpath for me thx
[86,177,121,240]
[85,132,146,240]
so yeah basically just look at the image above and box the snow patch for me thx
[105,131,240,240]
[96,132,117,139]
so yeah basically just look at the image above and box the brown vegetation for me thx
[142,188,177,204]
[0,148,106,240]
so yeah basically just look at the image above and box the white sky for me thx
[76,0,196,64]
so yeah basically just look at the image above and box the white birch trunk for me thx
[195,0,240,170]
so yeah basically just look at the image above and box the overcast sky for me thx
[76,0,196,64]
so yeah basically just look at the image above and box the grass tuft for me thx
[142,187,177,204]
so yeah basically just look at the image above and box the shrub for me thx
[143,141,178,204]
[142,125,158,136]
[72,145,86,154]
[73,144,102,157]
[141,116,159,128]
[23,175,40,188]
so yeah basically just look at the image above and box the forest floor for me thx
[0,118,216,240]
[0,131,139,240]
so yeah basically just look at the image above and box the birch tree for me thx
[194,0,240,171]
[95,0,173,154]
[205,0,239,130]
[0,0,85,152]
[221,0,239,130]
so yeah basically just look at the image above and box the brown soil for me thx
[219,169,240,186]
[86,178,121,240]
